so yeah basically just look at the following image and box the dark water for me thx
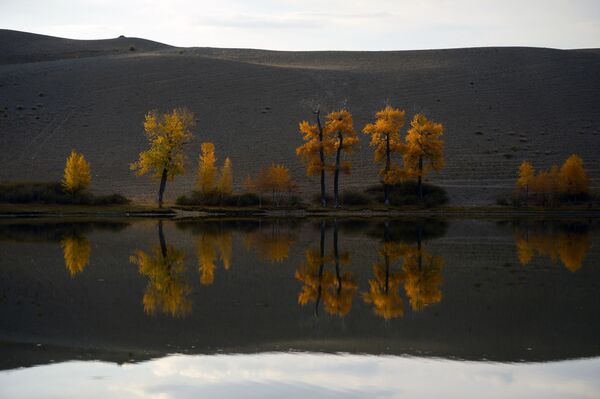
[0,217,598,398]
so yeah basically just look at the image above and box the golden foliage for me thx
[62,150,91,193]
[130,244,191,318]
[362,106,406,184]
[559,154,590,195]
[196,230,234,285]
[61,235,91,277]
[517,161,534,191]
[197,142,217,194]
[296,120,335,176]
[400,244,444,311]
[130,109,194,180]
[362,262,405,320]
[515,229,591,272]
[218,157,233,195]
[243,227,296,263]
[252,163,296,205]
[403,114,445,179]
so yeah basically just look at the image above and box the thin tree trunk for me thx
[417,155,424,201]
[384,221,390,294]
[384,133,391,206]
[333,132,343,208]
[158,167,168,208]
[316,110,327,207]
[158,220,167,259]
[333,220,341,295]
[315,220,326,317]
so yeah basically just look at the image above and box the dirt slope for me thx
[1,31,599,205]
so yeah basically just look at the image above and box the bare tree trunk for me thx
[315,220,326,317]
[158,220,167,259]
[333,220,341,295]
[333,132,343,208]
[158,167,168,208]
[316,110,327,207]
[384,133,391,206]
[417,155,424,201]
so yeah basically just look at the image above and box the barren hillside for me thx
[1,30,599,205]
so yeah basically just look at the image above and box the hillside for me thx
[1,30,599,205]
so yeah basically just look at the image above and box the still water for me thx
[0,217,598,398]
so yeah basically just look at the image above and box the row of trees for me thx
[129,107,445,208]
[517,154,590,202]
[296,106,444,207]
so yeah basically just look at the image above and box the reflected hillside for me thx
[512,220,594,272]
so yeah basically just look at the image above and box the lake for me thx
[0,217,598,398]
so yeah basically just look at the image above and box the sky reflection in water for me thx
[1,353,600,399]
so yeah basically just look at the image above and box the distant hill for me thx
[0,29,171,64]
[1,30,599,205]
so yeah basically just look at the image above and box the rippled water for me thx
[0,217,598,398]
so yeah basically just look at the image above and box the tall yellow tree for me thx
[218,157,233,195]
[62,150,91,194]
[325,109,359,208]
[517,161,535,198]
[400,243,444,311]
[559,154,590,196]
[130,109,195,208]
[296,110,335,206]
[362,106,406,205]
[197,142,218,195]
[403,114,445,201]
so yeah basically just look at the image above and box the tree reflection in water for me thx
[130,221,192,318]
[61,234,91,277]
[513,221,592,272]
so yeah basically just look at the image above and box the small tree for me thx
[517,161,535,199]
[62,150,91,194]
[362,106,406,205]
[296,110,334,207]
[218,157,233,195]
[403,114,445,201]
[197,142,218,195]
[325,109,359,208]
[130,109,194,208]
[559,154,590,196]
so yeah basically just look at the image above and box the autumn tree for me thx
[131,109,195,208]
[403,114,445,201]
[253,163,295,207]
[363,106,406,205]
[296,109,334,207]
[197,142,218,195]
[218,157,233,196]
[400,243,444,311]
[324,221,357,316]
[61,234,91,277]
[244,221,296,263]
[517,161,535,198]
[325,109,359,207]
[62,150,91,194]
[559,154,590,196]
[129,221,191,317]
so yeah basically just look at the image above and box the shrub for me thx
[0,182,129,205]
[365,181,448,207]
[340,190,371,206]
[176,191,262,207]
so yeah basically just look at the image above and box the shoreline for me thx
[1,204,599,219]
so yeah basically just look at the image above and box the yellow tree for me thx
[400,243,444,311]
[403,114,445,201]
[325,109,359,208]
[131,109,195,208]
[261,163,295,207]
[559,154,590,196]
[129,222,191,318]
[61,234,91,277]
[362,241,405,320]
[197,142,218,195]
[296,110,335,207]
[362,106,406,205]
[517,161,535,198]
[324,222,357,317]
[62,150,91,194]
[197,234,217,285]
[218,157,233,196]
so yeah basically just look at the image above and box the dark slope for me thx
[0,31,599,205]
[0,29,171,64]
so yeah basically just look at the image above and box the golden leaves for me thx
[559,154,590,195]
[515,229,591,272]
[61,235,91,277]
[130,108,195,181]
[62,150,91,194]
[403,114,445,178]
[197,142,217,194]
